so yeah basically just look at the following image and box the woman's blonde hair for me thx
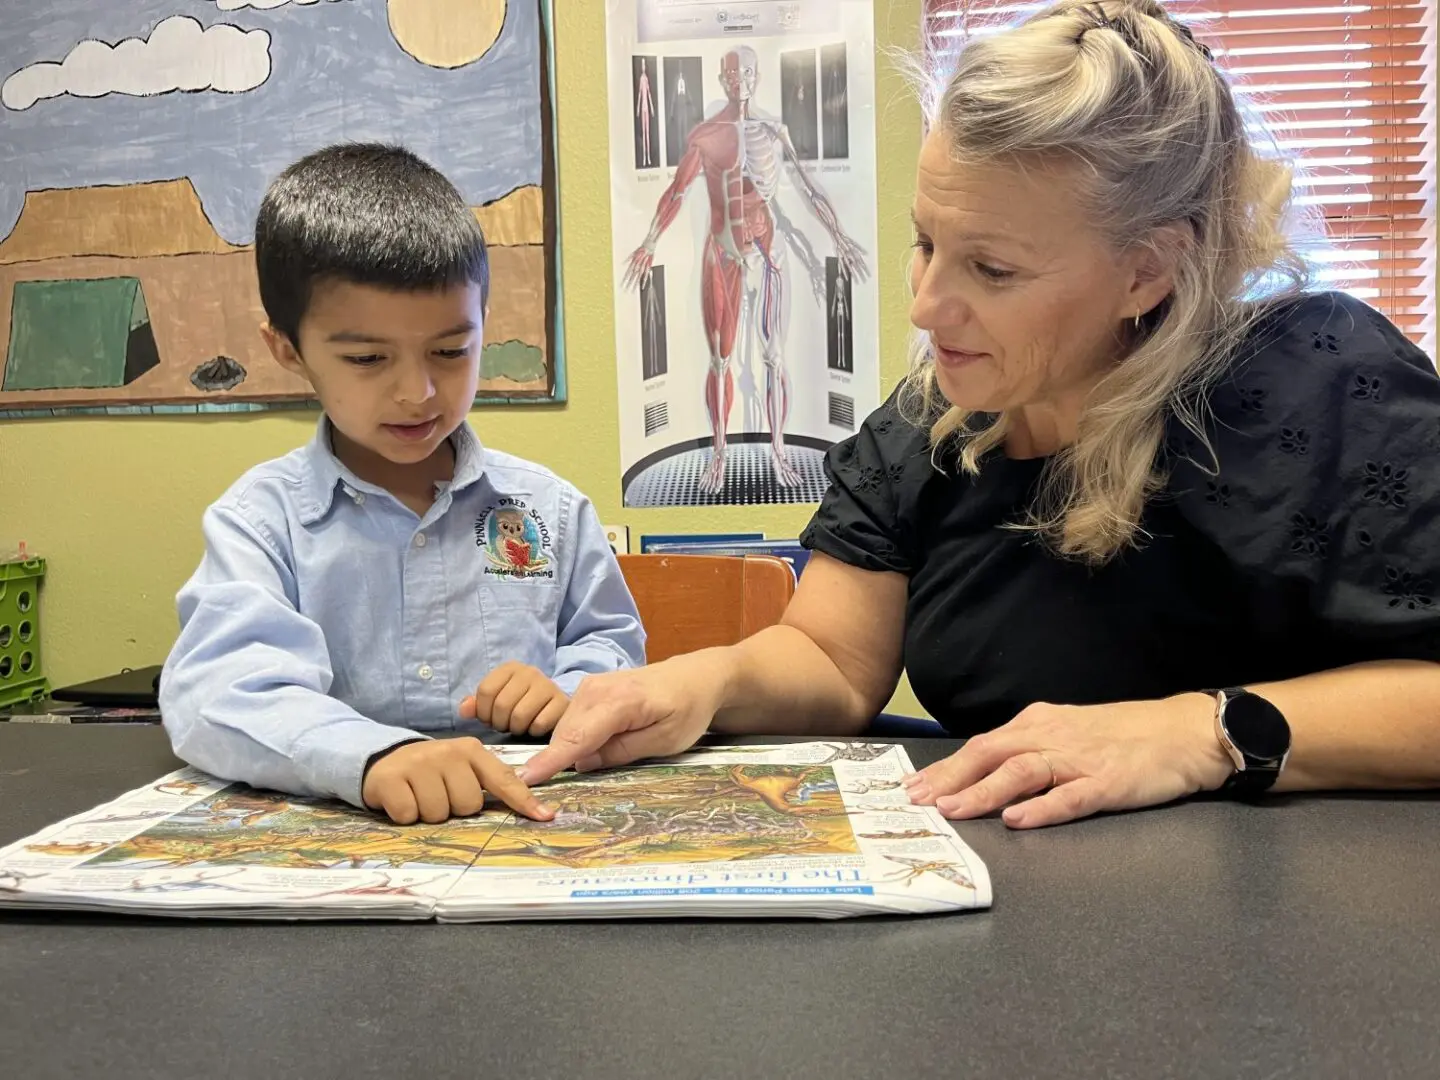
[900,0,1311,563]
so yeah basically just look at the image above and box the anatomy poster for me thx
[608,0,879,507]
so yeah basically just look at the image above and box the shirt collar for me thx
[444,418,488,492]
[296,415,487,525]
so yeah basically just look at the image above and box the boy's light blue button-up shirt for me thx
[160,419,645,808]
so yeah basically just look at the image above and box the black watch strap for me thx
[1221,758,1280,796]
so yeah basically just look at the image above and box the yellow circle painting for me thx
[387,0,507,69]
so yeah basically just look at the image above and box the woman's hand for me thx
[515,649,735,786]
[904,694,1234,829]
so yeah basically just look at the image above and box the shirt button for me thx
[414,533,428,548]
[352,492,365,506]
[418,664,433,681]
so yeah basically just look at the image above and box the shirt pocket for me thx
[477,582,561,671]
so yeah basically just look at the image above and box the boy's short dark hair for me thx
[255,143,491,346]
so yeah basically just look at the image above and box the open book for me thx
[0,742,991,921]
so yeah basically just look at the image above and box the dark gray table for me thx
[2,726,1437,1080]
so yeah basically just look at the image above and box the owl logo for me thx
[481,505,551,576]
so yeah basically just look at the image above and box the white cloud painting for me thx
[2,16,271,111]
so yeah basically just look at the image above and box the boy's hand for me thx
[361,737,555,825]
[460,662,569,737]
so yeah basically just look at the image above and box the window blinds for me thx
[922,1,1437,351]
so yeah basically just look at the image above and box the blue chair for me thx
[863,712,948,738]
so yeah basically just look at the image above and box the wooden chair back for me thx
[617,554,797,662]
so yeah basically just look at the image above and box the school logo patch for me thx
[475,497,555,579]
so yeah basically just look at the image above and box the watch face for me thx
[1226,694,1291,760]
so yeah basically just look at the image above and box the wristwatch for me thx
[1210,687,1291,795]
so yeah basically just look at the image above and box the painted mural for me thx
[0,0,562,417]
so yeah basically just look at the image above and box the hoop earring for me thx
[1133,312,1143,332]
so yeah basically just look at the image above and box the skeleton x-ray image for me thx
[780,48,819,161]
[663,56,704,168]
[640,265,669,382]
[821,43,850,160]
[826,257,854,374]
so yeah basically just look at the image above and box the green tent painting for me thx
[3,278,160,392]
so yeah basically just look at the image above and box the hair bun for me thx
[1169,19,1214,61]
[1071,2,1214,62]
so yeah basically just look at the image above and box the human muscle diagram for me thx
[632,56,658,169]
[608,1,879,507]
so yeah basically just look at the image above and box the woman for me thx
[525,0,1440,826]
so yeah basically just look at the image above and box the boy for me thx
[161,144,645,825]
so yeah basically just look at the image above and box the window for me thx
[922,1,1437,354]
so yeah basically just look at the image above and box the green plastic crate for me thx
[0,557,48,708]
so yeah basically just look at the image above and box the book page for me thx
[438,742,992,920]
[0,769,494,918]
[0,744,992,921]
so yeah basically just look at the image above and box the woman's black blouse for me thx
[801,293,1440,734]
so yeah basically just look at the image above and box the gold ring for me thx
[1035,750,1058,790]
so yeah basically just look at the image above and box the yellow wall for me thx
[0,4,926,712]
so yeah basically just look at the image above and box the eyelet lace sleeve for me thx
[800,387,933,575]
[1171,293,1440,662]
